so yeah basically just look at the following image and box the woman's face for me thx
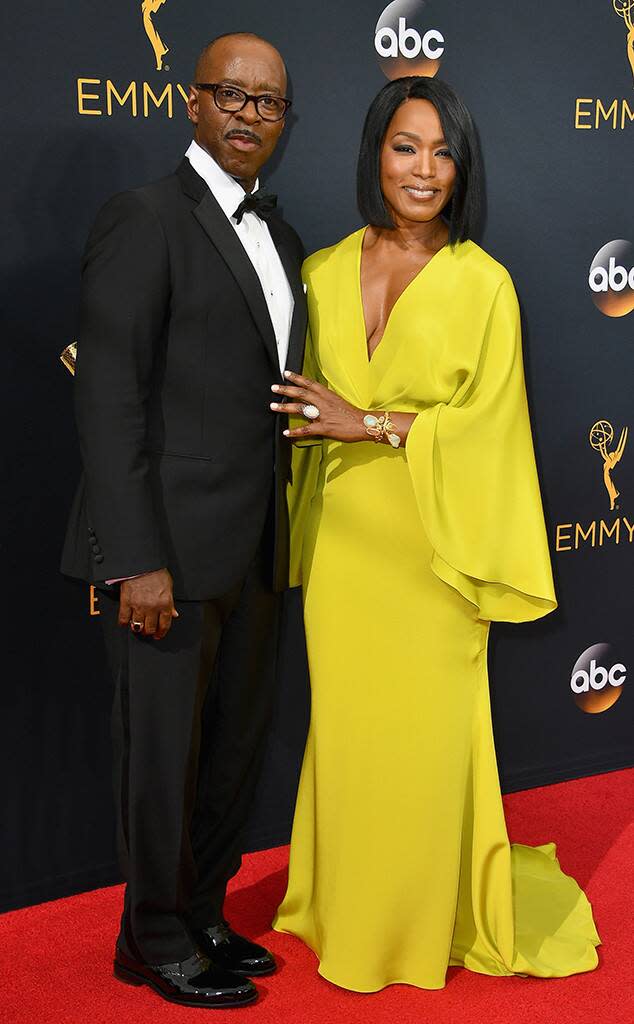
[379,98,456,228]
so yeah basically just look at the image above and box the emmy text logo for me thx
[554,419,632,554]
[588,240,634,317]
[77,79,188,119]
[375,1,445,80]
[574,2,634,130]
[570,643,626,713]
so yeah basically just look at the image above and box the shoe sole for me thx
[114,961,258,1009]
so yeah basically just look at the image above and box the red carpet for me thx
[2,769,632,1024]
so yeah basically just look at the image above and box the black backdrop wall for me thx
[1,0,632,912]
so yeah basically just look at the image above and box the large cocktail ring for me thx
[131,621,143,633]
[302,404,320,420]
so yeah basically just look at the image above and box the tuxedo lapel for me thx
[266,216,307,375]
[176,160,280,373]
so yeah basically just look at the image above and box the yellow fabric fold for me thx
[405,277,556,622]
[507,842,601,976]
[286,324,323,588]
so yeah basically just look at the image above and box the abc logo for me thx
[588,239,634,317]
[570,643,626,714]
[375,0,445,81]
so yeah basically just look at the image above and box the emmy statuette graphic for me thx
[613,0,634,83]
[142,0,169,71]
[589,420,628,510]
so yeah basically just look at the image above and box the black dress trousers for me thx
[99,537,280,965]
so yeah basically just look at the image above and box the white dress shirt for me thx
[185,139,294,374]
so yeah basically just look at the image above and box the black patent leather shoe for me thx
[192,922,277,977]
[113,947,258,1008]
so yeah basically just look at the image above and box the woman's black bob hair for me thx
[357,77,484,246]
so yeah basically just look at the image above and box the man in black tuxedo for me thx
[62,32,306,1009]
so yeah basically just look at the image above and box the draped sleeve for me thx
[405,276,557,623]
[286,324,323,588]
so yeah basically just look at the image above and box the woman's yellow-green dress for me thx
[272,228,600,992]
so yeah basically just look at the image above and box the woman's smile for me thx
[402,184,441,201]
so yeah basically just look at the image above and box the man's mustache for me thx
[225,128,262,146]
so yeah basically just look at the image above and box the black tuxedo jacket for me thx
[61,159,307,599]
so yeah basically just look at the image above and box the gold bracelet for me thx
[363,411,401,448]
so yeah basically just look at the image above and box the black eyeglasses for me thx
[194,83,291,122]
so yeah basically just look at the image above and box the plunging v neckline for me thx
[357,225,448,364]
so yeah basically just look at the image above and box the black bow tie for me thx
[233,187,278,224]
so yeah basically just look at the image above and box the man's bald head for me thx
[187,32,289,191]
[194,33,287,88]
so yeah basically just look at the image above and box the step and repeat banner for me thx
[1,0,632,911]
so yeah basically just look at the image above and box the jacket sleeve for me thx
[73,190,170,580]
[405,277,557,623]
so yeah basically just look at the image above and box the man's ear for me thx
[187,86,199,124]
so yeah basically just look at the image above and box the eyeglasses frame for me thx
[193,83,292,122]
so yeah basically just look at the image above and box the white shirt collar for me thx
[185,139,259,222]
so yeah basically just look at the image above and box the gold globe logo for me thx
[589,420,628,510]
[142,0,170,71]
[570,643,626,713]
[374,1,445,80]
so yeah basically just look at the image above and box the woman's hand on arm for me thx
[271,371,416,445]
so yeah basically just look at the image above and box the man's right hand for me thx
[118,568,179,640]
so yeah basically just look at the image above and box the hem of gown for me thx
[271,924,448,991]
[447,956,600,980]
[271,922,600,993]
[317,966,448,993]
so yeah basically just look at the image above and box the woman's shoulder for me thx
[302,228,364,281]
[452,239,515,294]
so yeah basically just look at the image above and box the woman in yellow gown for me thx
[270,76,600,992]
